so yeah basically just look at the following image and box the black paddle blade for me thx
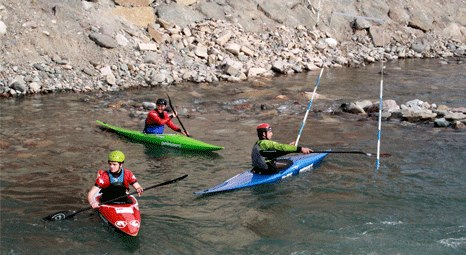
[43,210,77,221]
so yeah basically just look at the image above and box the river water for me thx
[1,59,465,254]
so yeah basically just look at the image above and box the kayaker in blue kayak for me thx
[87,150,144,208]
[251,123,312,174]
[143,98,190,136]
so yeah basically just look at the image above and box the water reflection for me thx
[143,145,222,160]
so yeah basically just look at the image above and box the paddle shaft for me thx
[310,150,390,157]
[44,175,188,221]
[101,174,188,204]
[295,68,324,146]
[166,94,190,137]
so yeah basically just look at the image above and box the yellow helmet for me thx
[108,150,125,163]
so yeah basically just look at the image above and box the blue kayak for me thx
[194,152,329,194]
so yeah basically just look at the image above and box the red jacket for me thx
[144,110,181,133]
[94,168,138,190]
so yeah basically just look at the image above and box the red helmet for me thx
[256,123,272,139]
[256,123,272,131]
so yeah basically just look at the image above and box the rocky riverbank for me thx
[1,0,465,97]
[341,99,466,129]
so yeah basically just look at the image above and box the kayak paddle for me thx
[166,93,190,137]
[43,174,188,221]
[311,150,391,157]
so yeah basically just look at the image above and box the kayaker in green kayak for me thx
[251,123,312,174]
[143,98,190,136]
[87,150,144,208]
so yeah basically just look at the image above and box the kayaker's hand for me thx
[301,147,312,154]
[182,130,190,136]
[136,187,144,196]
[91,201,100,209]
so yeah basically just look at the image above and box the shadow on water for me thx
[119,236,141,252]
[143,144,222,160]
[192,181,278,202]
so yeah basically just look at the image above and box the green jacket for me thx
[251,139,301,170]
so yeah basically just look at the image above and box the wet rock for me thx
[451,107,466,113]
[373,111,392,120]
[341,102,365,114]
[402,109,437,122]
[341,98,464,129]
[9,76,27,93]
[444,112,466,121]
[355,100,373,112]
[402,99,430,111]
[437,105,450,111]
[383,99,400,112]
[223,59,243,77]
[142,101,156,110]
[452,121,465,129]
[271,60,286,74]
[434,118,450,127]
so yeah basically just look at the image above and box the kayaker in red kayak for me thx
[87,150,144,208]
[251,123,312,174]
[143,98,190,136]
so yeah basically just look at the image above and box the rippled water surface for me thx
[1,59,465,254]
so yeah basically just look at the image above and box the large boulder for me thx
[156,3,205,28]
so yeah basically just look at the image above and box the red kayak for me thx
[95,194,141,236]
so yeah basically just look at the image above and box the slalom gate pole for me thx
[295,68,324,146]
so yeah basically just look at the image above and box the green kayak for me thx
[96,120,224,151]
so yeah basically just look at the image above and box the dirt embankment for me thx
[0,0,465,96]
